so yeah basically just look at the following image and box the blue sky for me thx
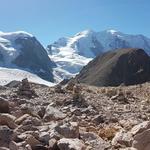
[0,0,150,46]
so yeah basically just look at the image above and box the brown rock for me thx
[132,129,150,150]
[57,138,86,150]
[25,135,41,148]
[0,113,17,129]
[0,126,13,147]
[0,97,10,113]
[112,129,133,147]
[15,114,30,125]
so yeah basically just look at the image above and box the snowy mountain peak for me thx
[75,29,95,36]
[106,29,119,34]
[0,31,54,83]
[0,31,33,42]
[47,29,150,82]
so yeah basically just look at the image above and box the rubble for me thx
[0,79,149,149]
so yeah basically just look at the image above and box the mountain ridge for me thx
[47,29,150,82]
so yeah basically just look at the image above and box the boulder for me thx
[0,97,10,113]
[39,132,50,145]
[55,122,79,138]
[57,138,86,150]
[9,141,19,150]
[92,114,105,125]
[0,114,17,129]
[15,114,30,125]
[43,105,66,122]
[112,129,133,147]
[0,126,13,147]
[130,121,150,135]
[25,135,41,149]
[48,138,58,149]
[132,129,150,150]
[80,131,110,150]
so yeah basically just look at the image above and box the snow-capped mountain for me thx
[0,31,55,85]
[47,29,150,82]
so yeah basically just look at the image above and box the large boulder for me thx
[75,48,150,86]
[132,129,150,150]
[130,121,150,150]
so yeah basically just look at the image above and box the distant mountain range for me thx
[47,29,150,82]
[0,29,150,85]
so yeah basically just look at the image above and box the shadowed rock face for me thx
[75,48,150,86]
[12,37,55,82]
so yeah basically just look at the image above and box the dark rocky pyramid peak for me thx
[75,48,150,86]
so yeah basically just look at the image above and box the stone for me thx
[39,132,50,145]
[37,107,46,119]
[9,141,19,150]
[48,138,58,149]
[0,97,10,113]
[92,114,105,125]
[80,131,110,150]
[43,105,66,122]
[15,114,30,125]
[132,129,150,150]
[0,113,17,129]
[130,121,150,135]
[21,116,42,126]
[98,127,118,140]
[25,135,41,148]
[55,122,79,138]
[57,138,86,150]
[0,126,13,147]
[112,130,133,147]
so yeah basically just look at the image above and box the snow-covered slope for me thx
[0,67,54,86]
[0,31,54,83]
[47,29,150,82]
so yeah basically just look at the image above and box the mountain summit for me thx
[0,31,55,83]
[47,29,150,82]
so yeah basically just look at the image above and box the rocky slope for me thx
[0,31,55,82]
[0,79,150,149]
[47,29,150,82]
[74,48,150,86]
